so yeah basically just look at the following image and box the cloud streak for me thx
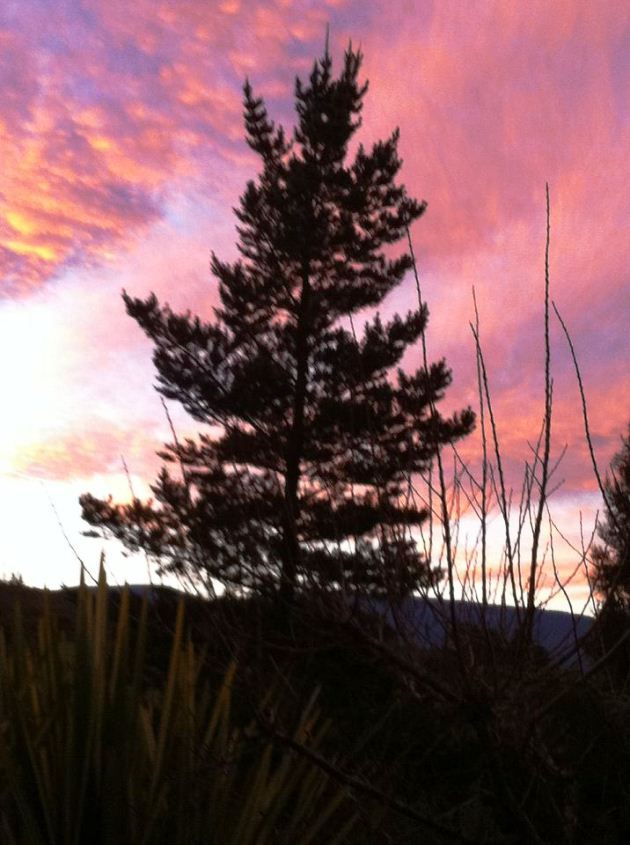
[0,0,339,289]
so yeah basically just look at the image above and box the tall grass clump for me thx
[0,559,357,845]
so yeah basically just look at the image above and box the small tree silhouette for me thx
[80,43,474,603]
[591,422,630,609]
[589,422,630,683]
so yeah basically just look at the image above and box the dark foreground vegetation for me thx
[1,564,630,844]
[2,40,628,844]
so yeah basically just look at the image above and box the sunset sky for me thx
[0,0,627,608]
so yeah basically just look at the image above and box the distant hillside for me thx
[0,580,594,668]
[361,595,594,668]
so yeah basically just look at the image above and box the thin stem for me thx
[472,287,489,609]
[525,183,553,642]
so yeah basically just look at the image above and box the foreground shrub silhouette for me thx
[0,562,357,845]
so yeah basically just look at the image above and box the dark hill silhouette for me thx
[0,579,593,670]
[361,595,593,668]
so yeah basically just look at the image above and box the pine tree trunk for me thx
[279,268,311,606]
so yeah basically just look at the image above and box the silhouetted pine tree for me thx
[80,44,474,603]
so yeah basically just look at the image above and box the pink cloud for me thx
[339,0,629,505]
[1,0,625,300]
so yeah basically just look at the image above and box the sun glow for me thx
[0,299,65,475]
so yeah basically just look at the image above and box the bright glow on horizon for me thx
[0,299,64,473]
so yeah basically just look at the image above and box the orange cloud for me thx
[0,1,327,291]
[11,420,167,483]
